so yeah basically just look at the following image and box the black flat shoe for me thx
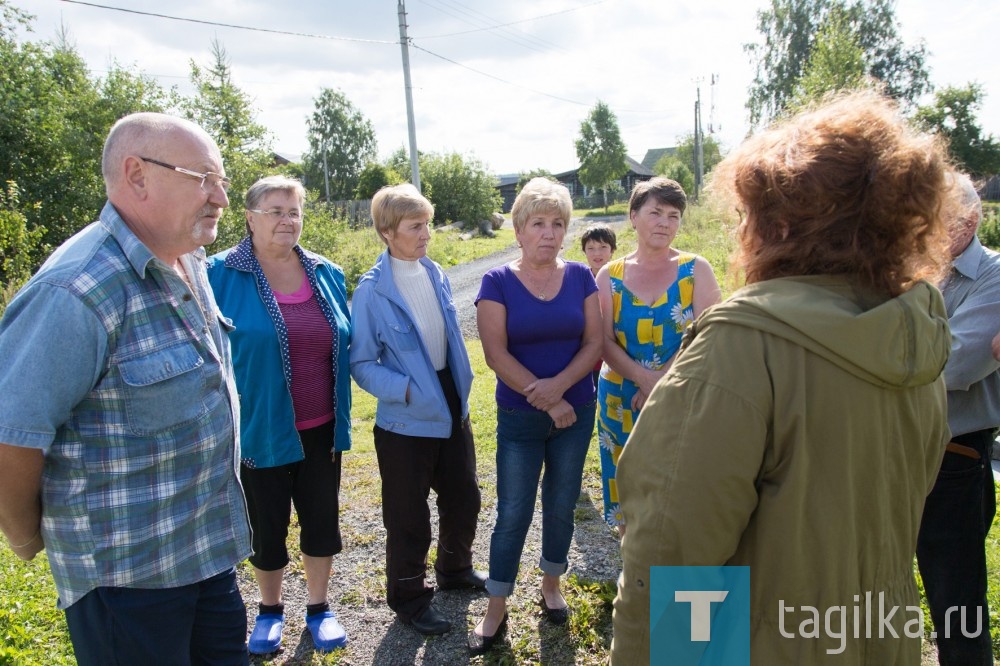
[468,612,508,655]
[438,569,488,591]
[404,606,452,636]
[538,596,569,625]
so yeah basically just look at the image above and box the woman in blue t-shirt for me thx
[470,178,602,655]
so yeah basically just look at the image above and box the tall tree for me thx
[745,0,929,127]
[916,84,1000,177]
[0,4,167,256]
[303,88,377,202]
[516,169,554,195]
[183,39,273,248]
[0,182,46,302]
[354,162,403,200]
[96,62,179,130]
[575,100,628,211]
[792,6,868,105]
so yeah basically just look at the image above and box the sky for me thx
[14,0,1000,176]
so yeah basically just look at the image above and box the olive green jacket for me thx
[611,276,951,665]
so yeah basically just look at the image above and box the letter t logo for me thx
[675,590,729,641]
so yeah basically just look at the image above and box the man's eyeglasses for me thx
[140,157,231,193]
[247,209,303,221]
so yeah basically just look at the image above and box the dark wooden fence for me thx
[324,199,373,227]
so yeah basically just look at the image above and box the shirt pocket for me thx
[118,342,209,435]
[387,318,420,353]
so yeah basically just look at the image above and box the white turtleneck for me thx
[389,255,448,371]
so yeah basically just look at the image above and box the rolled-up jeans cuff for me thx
[539,556,568,577]
[485,577,515,597]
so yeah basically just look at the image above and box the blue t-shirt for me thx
[476,260,598,410]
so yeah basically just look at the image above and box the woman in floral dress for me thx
[596,177,721,531]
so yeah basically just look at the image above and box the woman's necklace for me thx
[522,262,558,300]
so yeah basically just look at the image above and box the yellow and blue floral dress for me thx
[597,253,697,527]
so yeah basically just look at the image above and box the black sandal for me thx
[468,612,508,655]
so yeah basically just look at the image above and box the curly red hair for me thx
[711,90,956,296]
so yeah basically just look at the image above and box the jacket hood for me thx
[695,275,950,389]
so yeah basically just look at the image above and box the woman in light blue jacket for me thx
[350,184,485,637]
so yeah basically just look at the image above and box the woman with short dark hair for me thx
[596,176,720,532]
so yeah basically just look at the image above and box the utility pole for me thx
[397,0,421,192]
[693,86,704,201]
[708,73,720,135]
[322,139,331,203]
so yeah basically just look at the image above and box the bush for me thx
[420,152,501,226]
[980,203,1000,250]
[354,162,403,200]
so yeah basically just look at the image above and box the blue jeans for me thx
[64,568,248,666]
[916,428,997,665]
[486,401,596,597]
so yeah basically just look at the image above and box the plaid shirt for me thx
[0,202,251,608]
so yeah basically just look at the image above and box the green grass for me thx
[2,201,998,663]
[577,203,628,218]
[0,545,75,665]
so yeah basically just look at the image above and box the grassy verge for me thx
[300,218,515,299]
[2,202,998,663]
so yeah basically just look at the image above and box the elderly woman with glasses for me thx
[207,175,352,655]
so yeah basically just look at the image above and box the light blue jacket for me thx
[350,250,473,438]
[207,238,352,468]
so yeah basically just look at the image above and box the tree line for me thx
[0,1,501,296]
[3,0,999,297]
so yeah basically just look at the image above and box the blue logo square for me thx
[650,566,750,665]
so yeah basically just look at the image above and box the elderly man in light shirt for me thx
[916,173,1000,666]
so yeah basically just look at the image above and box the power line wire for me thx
[409,42,672,115]
[60,0,671,115]
[413,0,609,39]
[58,0,395,44]
[409,42,589,106]
[417,0,553,54]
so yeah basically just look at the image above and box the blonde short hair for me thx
[371,184,434,245]
[511,178,572,232]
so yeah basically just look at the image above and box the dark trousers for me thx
[64,568,248,666]
[374,368,481,622]
[241,421,343,571]
[917,428,997,665]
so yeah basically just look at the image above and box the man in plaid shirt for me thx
[0,113,252,665]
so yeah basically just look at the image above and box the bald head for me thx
[947,172,983,258]
[102,113,219,196]
[954,172,983,229]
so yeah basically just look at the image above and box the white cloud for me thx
[16,0,1000,175]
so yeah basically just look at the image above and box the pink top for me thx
[274,275,335,430]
